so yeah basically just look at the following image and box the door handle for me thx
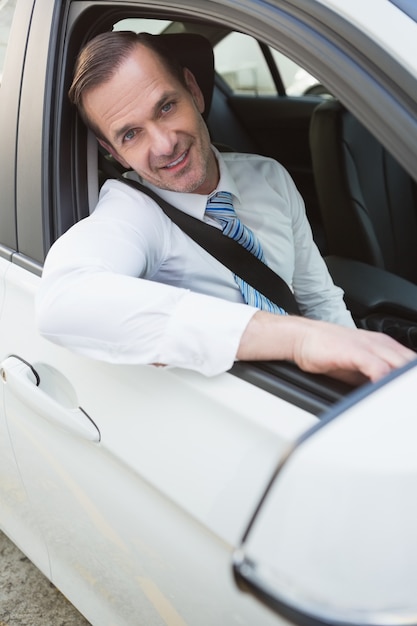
[0,356,100,442]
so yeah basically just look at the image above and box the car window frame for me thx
[9,0,417,271]
[0,0,35,259]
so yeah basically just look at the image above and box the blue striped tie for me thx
[205,191,286,314]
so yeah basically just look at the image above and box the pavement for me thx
[0,531,90,626]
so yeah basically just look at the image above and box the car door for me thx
[0,2,319,625]
[0,0,51,576]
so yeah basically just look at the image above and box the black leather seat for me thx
[309,99,417,284]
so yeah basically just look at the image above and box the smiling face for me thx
[83,43,219,195]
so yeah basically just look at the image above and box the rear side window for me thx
[214,31,328,97]
[0,0,17,82]
[214,32,277,95]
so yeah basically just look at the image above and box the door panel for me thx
[0,261,50,576]
[1,262,316,625]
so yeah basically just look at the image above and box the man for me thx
[36,31,415,384]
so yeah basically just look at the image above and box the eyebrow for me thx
[112,90,179,145]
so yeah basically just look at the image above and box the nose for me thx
[148,123,176,158]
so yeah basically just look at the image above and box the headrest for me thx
[156,33,214,120]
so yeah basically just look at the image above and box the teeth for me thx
[166,152,186,169]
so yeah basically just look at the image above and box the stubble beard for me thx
[154,139,213,194]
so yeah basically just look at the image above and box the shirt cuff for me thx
[160,291,258,376]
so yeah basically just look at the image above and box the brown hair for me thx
[69,31,186,137]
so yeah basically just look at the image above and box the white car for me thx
[1,0,417,624]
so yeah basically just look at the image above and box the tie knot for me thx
[205,191,235,222]
[211,190,233,204]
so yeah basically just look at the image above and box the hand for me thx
[237,312,416,385]
[293,319,415,384]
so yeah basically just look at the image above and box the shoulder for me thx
[98,177,159,209]
[220,151,291,180]
[220,151,297,199]
[45,177,171,273]
[95,178,171,229]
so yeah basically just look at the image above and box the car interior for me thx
[310,98,417,284]
[62,13,417,413]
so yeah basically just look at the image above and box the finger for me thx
[352,341,415,382]
[367,334,416,369]
[326,368,368,386]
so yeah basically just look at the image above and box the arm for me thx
[38,180,414,382]
[36,181,257,376]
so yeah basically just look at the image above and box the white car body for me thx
[1,0,417,624]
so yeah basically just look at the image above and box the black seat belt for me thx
[120,176,300,315]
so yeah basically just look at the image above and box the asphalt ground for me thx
[0,530,90,626]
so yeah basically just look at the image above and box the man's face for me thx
[83,44,219,195]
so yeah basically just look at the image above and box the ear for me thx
[98,138,131,169]
[183,67,205,115]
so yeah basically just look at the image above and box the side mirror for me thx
[234,361,417,626]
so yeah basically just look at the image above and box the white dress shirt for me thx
[37,148,354,376]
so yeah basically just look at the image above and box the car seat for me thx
[309,98,417,284]
[157,33,214,121]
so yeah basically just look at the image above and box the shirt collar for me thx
[127,146,241,221]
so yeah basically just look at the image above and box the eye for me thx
[123,129,137,143]
[161,102,174,115]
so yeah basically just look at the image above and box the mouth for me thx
[163,150,189,170]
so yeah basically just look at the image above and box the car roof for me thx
[311,0,417,77]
